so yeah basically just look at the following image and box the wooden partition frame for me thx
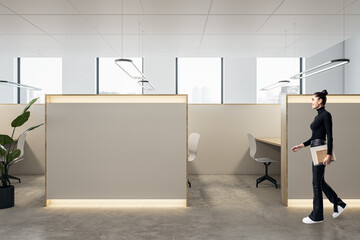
[46,94,188,207]
[281,94,360,206]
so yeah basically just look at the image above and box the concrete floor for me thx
[0,175,359,240]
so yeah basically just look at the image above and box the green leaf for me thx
[0,144,7,156]
[11,149,21,159]
[23,97,39,114]
[0,135,13,145]
[22,123,44,134]
[11,111,30,127]
[7,149,21,163]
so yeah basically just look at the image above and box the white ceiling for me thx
[0,0,359,57]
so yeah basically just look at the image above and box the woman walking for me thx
[291,90,346,224]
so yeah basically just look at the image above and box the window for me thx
[177,58,222,104]
[20,58,62,103]
[257,58,300,103]
[98,58,143,94]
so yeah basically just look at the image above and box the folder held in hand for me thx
[310,145,336,165]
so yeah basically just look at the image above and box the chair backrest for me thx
[188,133,200,162]
[247,133,257,159]
[16,132,27,160]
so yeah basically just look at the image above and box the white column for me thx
[62,53,96,94]
[224,57,257,103]
[305,42,344,94]
[143,56,175,94]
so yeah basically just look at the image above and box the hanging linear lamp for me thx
[260,80,290,91]
[290,59,349,79]
[138,79,155,91]
[115,58,146,80]
[0,80,41,90]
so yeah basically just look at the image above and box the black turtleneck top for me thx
[303,106,333,155]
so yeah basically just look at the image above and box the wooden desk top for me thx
[255,137,281,147]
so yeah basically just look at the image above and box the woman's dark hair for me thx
[314,89,328,105]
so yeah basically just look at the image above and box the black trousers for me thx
[309,139,344,221]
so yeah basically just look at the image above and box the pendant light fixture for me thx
[290,59,349,79]
[138,80,154,91]
[260,80,290,91]
[260,30,291,91]
[0,80,41,90]
[114,0,145,80]
[115,58,146,79]
[290,0,350,80]
[114,0,154,91]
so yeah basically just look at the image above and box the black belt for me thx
[311,139,326,147]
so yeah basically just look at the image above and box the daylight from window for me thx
[20,58,62,103]
[178,58,221,104]
[257,58,300,103]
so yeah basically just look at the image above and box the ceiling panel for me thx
[205,15,269,34]
[275,0,354,14]
[0,3,13,14]
[257,15,331,34]
[84,15,142,34]
[344,15,360,34]
[308,14,360,35]
[104,34,202,49]
[52,35,110,47]
[201,34,301,49]
[0,47,38,57]
[294,35,344,49]
[0,35,21,47]
[197,47,282,57]
[345,0,360,14]
[143,35,202,48]
[23,15,98,34]
[211,0,283,14]
[7,35,63,48]
[141,15,207,34]
[68,0,142,14]
[0,15,43,34]
[140,0,211,14]
[0,0,77,14]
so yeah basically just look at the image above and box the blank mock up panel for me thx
[282,95,360,206]
[46,95,187,205]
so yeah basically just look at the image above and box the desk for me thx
[255,137,281,147]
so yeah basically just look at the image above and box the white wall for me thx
[0,57,17,103]
[305,42,344,94]
[224,57,257,103]
[344,34,360,93]
[189,104,281,175]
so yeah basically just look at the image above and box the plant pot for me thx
[0,185,14,209]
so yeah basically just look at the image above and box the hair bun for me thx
[321,89,328,95]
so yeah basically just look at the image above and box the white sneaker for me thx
[302,216,323,224]
[333,205,347,218]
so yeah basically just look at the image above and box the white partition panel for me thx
[282,95,360,207]
[46,95,187,207]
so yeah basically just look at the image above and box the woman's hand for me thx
[291,144,304,152]
[323,155,332,165]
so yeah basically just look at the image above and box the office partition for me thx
[282,95,360,206]
[46,95,188,207]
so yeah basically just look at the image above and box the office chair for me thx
[247,133,278,188]
[8,132,27,183]
[188,132,200,188]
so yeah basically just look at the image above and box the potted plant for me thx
[0,98,43,209]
